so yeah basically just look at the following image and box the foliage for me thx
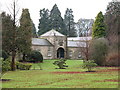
[105,52,120,66]
[92,11,106,38]
[49,4,66,35]
[18,9,32,61]
[64,8,76,37]
[90,38,108,66]
[1,12,15,55]
[105,0,120,51]
[82,60,97,72]
[38,8,50,36]
[1,58,11,74]
[27,50,43,63]
[16,62,32,70]
[53,59,68,69]
[32,22,37,38]
[2,50,9,60]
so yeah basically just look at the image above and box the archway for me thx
[57,48,64,58]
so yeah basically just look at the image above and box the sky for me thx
[0,0,112,31]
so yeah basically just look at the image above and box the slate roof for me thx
[68,37,92,41]
[41,29,65,37]
[67,41,86,47]
[32,38,53,46]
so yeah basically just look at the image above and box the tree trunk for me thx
[22,53,26,61]
[11,51,16,71]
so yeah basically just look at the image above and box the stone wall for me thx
[32,45,54,59]
[67,47,84,59]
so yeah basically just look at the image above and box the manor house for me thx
[32,29,92,59]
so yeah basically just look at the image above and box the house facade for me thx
[32,29,92,59]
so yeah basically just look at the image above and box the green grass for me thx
[2,60,119,88]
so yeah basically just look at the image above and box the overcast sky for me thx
[0,0,112,31]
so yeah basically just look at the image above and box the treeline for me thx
[38,4,76,37]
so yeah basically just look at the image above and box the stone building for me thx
[32,29,92,59]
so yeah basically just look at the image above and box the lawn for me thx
[1,60,119,88]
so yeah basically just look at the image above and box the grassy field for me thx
[2,60,119,88]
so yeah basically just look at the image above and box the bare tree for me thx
[7,0,20,71]
[77,21,92,61]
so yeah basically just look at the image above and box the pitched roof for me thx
[67,41,86,47]
[41,29,65,37]
[68,37,92,41]
[32,38,53,46]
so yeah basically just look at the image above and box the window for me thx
[78,52,81,58]
[47,50,52,57]
[69,51,73,57]
[47,47,52,57]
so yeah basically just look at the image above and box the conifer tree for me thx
[2,12,14,55]
[18,9,32,60]
[38,8,50,36]
[32,22,37,38]
[64,8,76,37]
[49,4,66,35]
[92,11,106,38]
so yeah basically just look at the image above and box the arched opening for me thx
[57,48,64,58]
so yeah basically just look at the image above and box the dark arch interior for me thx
[57,48,64,58]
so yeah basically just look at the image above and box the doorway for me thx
[57,48,64,58]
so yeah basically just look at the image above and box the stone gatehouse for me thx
[32,29,92,59]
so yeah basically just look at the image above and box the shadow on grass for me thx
[0,79,11,82]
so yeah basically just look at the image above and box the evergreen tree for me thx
[32,22,37,38]
[92,11,106,38]
[64,8,76,37]
[2,12,14,55]
[18,9,32,60]
[38,8,50,36]
[49,4,66,35]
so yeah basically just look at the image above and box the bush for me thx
[82,60,97,72]
[26,50,43,63]
[1,58,11,74]
[90,38,108,66]
[16,62,32,70]
[105,52,120,66]
[53,59,68,69]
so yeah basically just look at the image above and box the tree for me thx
[18,9,32,61]
[104,0,120,66]
[64,8,76,37]
[32,22,37,38]
[38,8,50,36]
[2,0,19,71]
[105,0,120,48]
[77,19,94,37]
[1,12,14,55]
[92,11,106,38]
[49,4,66,35]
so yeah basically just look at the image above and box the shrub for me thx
[82,60,97,72]
[1,58,11,74]
[105,52,120,66]
[90,38,108,66]
[26,50,43,63]
[2,50,9,60]
[53,59,68,69]
[16,62,32,70]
